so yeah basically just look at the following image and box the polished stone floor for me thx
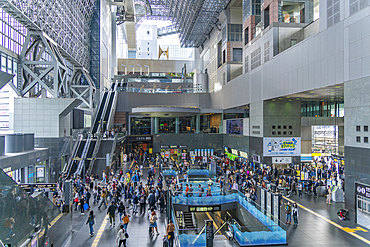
[45,162,370,247]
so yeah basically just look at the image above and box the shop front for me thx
[160,145,188,163]
[355,182,370,228]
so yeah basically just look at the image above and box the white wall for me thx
[13,98,76,138]
[100,0,112,89]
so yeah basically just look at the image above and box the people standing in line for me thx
[285,202,292,224]
[166,219,175,247]
[327,185,332,205]
[86,210,95,236]
[292,203,299,226]
[116,225,128,247]
[149,211,160,236]
[107,202,117,227]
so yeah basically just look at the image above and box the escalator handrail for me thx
[63,134,82,175]
[87,133,102,176]
[74,135,92,177]
[91,91,108,134]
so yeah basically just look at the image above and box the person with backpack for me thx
[118,202,126,223]
[116,224,129,247]
[107,202,117,227]
[86,210,95,236]
[140,192,146,215]
[292,203,299,226]
[285,202,292,224]
[149,211,160,236]
[122,212,131,231]
[198,184,204,197]
[132,192,139,214]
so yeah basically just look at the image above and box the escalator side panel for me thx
[103,92,115,122]
[92,92,108,133]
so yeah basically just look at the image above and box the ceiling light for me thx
[272,99,275,101]
[314,95,318,97]
[296,98,300,100]
[288,100,292,101]
[310,91,314,93]
[279,98,282,100]
[286,96,290,98]
[335,86,341,88]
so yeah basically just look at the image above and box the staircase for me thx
[183,212,195,229]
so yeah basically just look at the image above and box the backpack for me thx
[125,232,129,238]
[123,215,130,224]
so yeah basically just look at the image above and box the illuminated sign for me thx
[263,137,301,157]
[189,206,220,212]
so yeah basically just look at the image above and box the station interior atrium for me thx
[2,0,370,246]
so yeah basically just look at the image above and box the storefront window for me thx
[201,113,221,133]
[301,101,344,117]
[159,117,176,133]
[179,116,195,133]
[131,117,151,135]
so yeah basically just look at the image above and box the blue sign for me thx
[28,173,34,178]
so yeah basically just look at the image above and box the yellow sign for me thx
[280,141,295,149]
[149,148,152,154]
[300,172,305,180]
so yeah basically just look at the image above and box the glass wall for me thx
[159,117,176,133]
[301,100,344,117]
[280,1,305,23]
[311,125,338,154]
[130,117,151,135]
[200,113,221,133]
[179,116,195,133]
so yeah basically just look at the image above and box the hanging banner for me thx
[263,137,301,156]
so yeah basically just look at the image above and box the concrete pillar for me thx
[154,117,159,134]
[219,113,224,133]
[151,117,154,135]
[175,117,179,134]
[338,125,344,155]
[196,114,200,133]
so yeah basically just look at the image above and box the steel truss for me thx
[0,0,96,69]
[135,0,230,47]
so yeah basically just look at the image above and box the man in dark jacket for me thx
[107,202,117,227]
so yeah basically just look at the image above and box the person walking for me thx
[98,189,107,209]
[86,210,95,236]
[118,202,126,223]
[107,202,117,227]
[122,212,131,231]
[116,225,128,247]
[292,203,299,226]
[166,219,175,247]
[149,211,160,236]
[139,192,146,215]
[93,186,98,204]
[327,185,332,205]
[297,182,303,198]
[285,202,292,224]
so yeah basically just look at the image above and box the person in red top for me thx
[185,184,189,197]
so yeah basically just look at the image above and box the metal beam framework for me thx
[19,31,68,98]
[0,0,96,69]
[135,0,230,47]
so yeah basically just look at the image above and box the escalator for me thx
[91,91,108,134]
[67,140,86,178]
[83,140,96,177]
[184,212,196,229]
[103,91,115,123]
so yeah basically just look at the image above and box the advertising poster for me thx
[226,119,243,135]
[263,137,301,156]
[36,167,44,178]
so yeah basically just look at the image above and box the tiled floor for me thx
[47,163,370,247]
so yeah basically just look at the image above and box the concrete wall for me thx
[13,98,76,138]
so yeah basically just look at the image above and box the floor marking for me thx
[283,196,370,245]
[39,213,63,238]
[342,227,368,233]
[91,215,109,247]
[129,160,135,169]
